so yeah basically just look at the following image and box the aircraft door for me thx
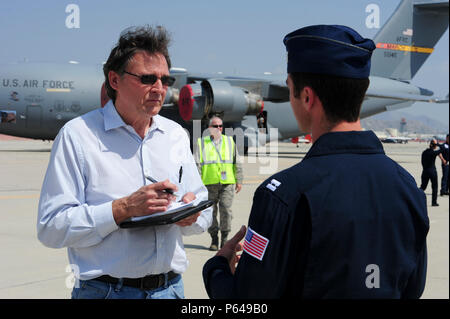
[26,105,42,129]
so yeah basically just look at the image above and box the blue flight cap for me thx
[283,25,376,78]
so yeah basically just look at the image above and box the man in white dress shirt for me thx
[37,25,212,299]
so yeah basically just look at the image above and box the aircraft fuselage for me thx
[0,63,102,139]
[0,63,433,144]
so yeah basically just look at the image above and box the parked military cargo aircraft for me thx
[0,0,448,152]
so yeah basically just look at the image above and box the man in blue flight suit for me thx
[439,134,449,196]
[420,138,446,206]
[202,25,429,298]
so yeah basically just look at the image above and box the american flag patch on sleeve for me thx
[243,227,269,261]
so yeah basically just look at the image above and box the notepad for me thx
[119,200,214,228]
[130,201,194,222]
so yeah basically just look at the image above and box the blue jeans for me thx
[71,274,184,299]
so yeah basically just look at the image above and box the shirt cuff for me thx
[91,201,119,239]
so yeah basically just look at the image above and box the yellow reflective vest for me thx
[197,135,237,185]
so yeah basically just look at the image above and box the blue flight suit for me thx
[420,147,442,205]
[439,143,449,195]
[203,131,429,298]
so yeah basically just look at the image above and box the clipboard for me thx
[119,200,214,229]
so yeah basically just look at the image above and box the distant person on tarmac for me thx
[439,134,449,196]
[420,138,446,206]
[196,116,243,251]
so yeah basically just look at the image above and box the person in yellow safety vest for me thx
[196,116,243,251]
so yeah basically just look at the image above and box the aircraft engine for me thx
[163,87,179,105]
[178,80,263,122]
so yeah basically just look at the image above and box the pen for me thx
[145,175,175,195]
[179,166,183,183]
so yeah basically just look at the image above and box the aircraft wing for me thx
[182,71,447,106]
[171,69,448,128]
[260,80,289,102]
[365,88,449,103]
[260,81,448,104]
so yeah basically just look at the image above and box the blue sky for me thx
[0,0,448,125]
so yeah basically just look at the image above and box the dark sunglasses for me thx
[211,125,223,128]
[123,71,176,87]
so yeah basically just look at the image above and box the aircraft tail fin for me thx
[370,0,449,81]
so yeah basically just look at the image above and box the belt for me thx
[95,271,178,290]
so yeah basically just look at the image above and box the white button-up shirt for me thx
[37,100,212,280]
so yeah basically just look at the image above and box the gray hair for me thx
[103,25,172,102]
[209,116,223,126]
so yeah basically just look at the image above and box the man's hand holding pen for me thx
[112,180,177,225]
[112,179,200,227]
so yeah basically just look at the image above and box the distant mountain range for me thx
[361,111,449,134]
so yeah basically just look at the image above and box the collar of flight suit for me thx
[304,130,385,159]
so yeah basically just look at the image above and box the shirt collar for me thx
[102,100,166,134]
[103,100,127,131]
[149,114,166,133]
[304,130,385,159]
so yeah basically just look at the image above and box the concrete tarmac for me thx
[0,139,447,299]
